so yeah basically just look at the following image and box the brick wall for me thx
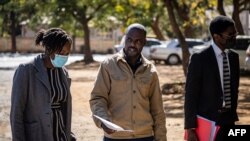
[0,37,115,54]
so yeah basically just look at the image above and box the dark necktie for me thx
[222,52,231,109]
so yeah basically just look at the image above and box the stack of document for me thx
[184,115,220,141]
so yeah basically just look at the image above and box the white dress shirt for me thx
[211,41,230,93]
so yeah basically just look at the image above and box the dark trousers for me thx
[103,136,154,141]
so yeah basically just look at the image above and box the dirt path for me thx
[67,63,187,141]
[67,62,250,141]
[0,62,249,141]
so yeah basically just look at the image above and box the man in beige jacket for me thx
[90,23,167,141]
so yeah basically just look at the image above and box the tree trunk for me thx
[232,0,245,35]
[82,20,94,64]
[151,15,165,40]
[217,0,226,16]
[171,0,194,38]
[184,25,194,38]
[1,14,7,37]
[10,11,16,53]
[164,0,190,76]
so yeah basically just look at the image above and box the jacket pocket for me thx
[25,122,40,141]
[137,76,151,97]
[110,74,128,94]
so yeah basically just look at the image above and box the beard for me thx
[124,46,141,57]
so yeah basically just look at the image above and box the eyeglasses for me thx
[219,32,238,39]
[125,37,144,46]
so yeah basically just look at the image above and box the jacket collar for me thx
[31,54,70,95]
[32,54,51,92]
[116,49,151,67]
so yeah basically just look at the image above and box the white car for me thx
[245,45,250,70]
[114,36,165,59]
[192,35,250,70]
[150,38,206,65]
[233,35,250,70]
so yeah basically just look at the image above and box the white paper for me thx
[93,115,133,132]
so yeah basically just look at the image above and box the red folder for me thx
[184,115,220,141]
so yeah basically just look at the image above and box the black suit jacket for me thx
[184,46,239,129]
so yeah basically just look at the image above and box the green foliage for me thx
[0,0,10,5]
[0,0,243,39]
[0,0,39,36]
[91,0,168,37]
[169,0,217,37]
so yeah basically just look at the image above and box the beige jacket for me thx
[90,51,167,141]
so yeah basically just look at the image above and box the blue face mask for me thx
[50,54,69,68]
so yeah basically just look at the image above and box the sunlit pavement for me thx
[0,53,112,69]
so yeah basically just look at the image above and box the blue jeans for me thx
[103,136,154,141]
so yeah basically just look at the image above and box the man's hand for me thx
[187,129,198,141]
[101,123,116,134]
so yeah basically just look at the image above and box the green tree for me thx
[217,0,226,15]
[216,0,248,35]
[0,0,10,37]
[170,0,216,38]
[0,0,39,52]
[162,0,216,75]
[163,0,190,75]
[232,0,248,35]
[94,0,167,40]
[55,0,109,64]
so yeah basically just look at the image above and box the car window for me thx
[187,41,204,47]
[176,41,204,48]
[232,38,250,50]
[145,40,161,47]
[176,43,180,48]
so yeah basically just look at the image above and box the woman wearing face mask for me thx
[10,28,76,141]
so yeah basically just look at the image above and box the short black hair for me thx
[35,28,72,54]
[209,15,235,36]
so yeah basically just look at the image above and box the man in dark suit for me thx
[184,15,240,141]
